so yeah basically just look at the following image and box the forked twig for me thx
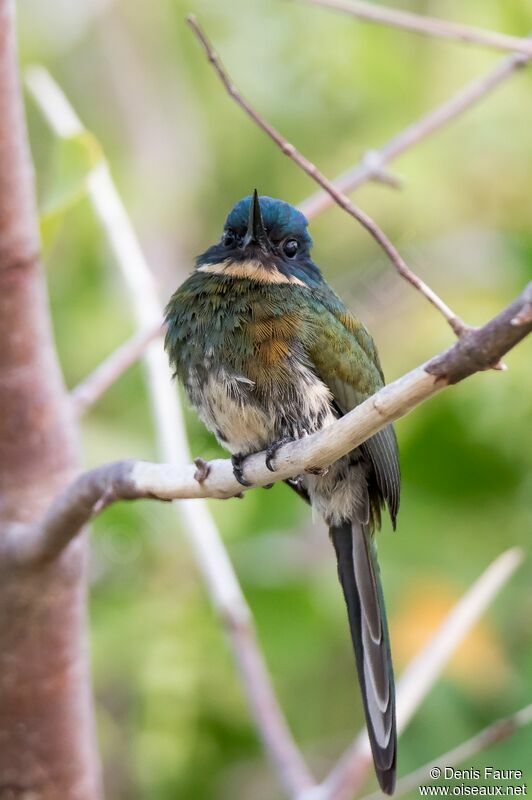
[300,0,532,58]
[300,49,530,219]
[187,15,468,338]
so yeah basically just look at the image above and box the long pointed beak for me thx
[243,189,270,251]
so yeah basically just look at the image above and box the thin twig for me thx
[27,67,315,798]
[9,284,531,560]
[187,15,468,338]
[300,0,532,58]
[315,548,524,800]
[71,321,164,416]
[362,704,532,800]
[300,49,531,219]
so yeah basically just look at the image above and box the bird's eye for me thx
[222,229,236,248]
[283,239,299,258]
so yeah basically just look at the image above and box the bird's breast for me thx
[191,367,276,454]
[166,274,336,455]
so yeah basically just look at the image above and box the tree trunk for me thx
[0,2,101,798]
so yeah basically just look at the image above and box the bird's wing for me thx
[304,293,400,526]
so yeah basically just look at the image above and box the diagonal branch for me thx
[300,49,531,220]
[187,15,468,337]
[9,283,531,564]
[299,0,532,58]
[362,703,532,800]
[27,67,315,798]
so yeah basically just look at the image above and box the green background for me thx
[18,0,532,797]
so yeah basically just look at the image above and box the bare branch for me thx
[363,704,532,800]
[27,67,315,798]
[359,150,402,190]
[71,321,164,416]
[187,15,468,337]
[12,284,531,564]
[300,50,531,220]
[300,0,532,58]
[311,548,524,800]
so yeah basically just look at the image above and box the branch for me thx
[187,15,468,338]
[318,548,524,800]
[27,68,314,798]
[300,49,531,220]
[71,321,164,416]
[11,283,531,562]
[300,0,532,58]
[363,703,532,800]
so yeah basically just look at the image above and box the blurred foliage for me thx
[40,129,103,247]
[18,0,532,797]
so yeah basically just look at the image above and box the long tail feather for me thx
[330,521,396,794]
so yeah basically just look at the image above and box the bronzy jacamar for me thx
[164,191,400,793]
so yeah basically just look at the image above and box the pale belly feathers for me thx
[185,360,336,456]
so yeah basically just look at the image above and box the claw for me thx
[286,476,302,490]
[265,437,293,472]
[231,453,252,487]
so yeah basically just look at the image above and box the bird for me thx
[164,190,400,793]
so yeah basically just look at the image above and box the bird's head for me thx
[196,190,323,287]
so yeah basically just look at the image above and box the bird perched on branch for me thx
[164,191,400,793]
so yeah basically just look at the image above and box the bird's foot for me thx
[193,457,211,483]
[231,453,252,487]
[265,437,293,472]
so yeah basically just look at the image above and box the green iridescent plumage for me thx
[166,275,379,395]
[165,192,400,792]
